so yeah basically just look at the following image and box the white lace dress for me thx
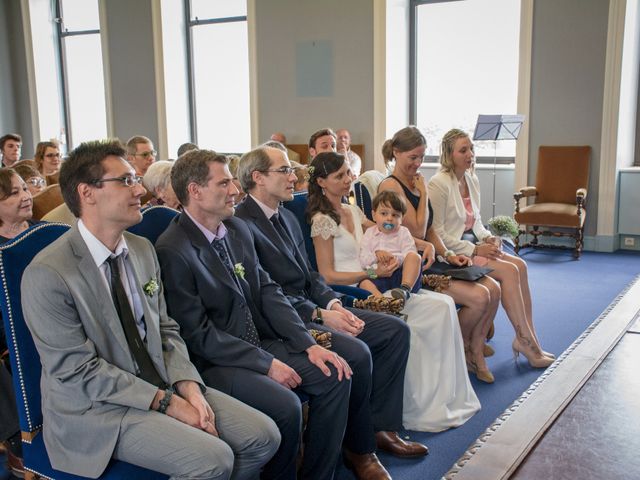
[310,204,480,432]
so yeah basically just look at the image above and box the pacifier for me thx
[382,222,395,231]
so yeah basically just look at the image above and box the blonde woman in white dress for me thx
[428,129,554,368]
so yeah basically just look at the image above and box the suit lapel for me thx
[245,196,305,277]
[69,228,131,358]
[179,213,243,295]
[278,207,313,278]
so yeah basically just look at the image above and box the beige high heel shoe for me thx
[512,338,554,368]
[465,347,495,383]
[467,359,495,383]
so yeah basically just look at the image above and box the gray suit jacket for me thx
[21,225,202,478]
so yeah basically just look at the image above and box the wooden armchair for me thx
[32,184,64,221]
[514,146,590,258]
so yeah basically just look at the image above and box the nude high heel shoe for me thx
[512,338,554,368]
[465,347,495,383]
[467,359,495,384]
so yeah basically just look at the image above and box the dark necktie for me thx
[271,213,293,250]
[210,238,261,346]
[106,255,166,388]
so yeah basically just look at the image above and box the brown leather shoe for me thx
[375,431,429,458]
[343,450,391,480]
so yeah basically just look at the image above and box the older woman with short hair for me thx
[0,168,35,243]
[142,160,181,210]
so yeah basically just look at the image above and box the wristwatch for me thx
[313,307,324,325]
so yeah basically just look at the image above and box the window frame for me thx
[183,0,248,147]
[409,0,519,164]
[53,0,102,149]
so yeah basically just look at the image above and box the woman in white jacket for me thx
[429,129,553,368]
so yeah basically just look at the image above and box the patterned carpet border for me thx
[443,274,640,479]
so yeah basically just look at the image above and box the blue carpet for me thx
[2,250,639,479]
[336,249,640,480]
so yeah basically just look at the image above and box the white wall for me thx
[527,0,610,236]
[0,0,34,157]
[100,0,161,149]
[253,0,375,166]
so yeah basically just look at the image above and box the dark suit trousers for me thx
[202,353,350,480]
[310,308,409,453]
[349,308,410,432]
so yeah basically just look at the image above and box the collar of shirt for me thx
[370,225,390,238]
[249,194,279,220]
[78,219,129,267]
[184,209,228,244]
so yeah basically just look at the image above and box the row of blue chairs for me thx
[0,195,370,479]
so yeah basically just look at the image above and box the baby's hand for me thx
[375,250,395,265]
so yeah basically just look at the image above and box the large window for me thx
[55,0,108,148]
[411,0,520,160]
[185,0,250,153]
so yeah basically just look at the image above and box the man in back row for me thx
[22,140,279,479]
[126,135,157,176]
[0,133,22,167]
[235,145,429,480]
[270,132,301,164]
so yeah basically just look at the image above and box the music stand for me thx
[473,114,525,217]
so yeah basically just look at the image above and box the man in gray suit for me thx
[21,140,279,480]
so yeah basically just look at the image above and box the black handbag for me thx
[426,261,493,282]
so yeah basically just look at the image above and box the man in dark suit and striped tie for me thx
[155,149,353,480]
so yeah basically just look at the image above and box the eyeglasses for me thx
[132,150,157,159]
[91,175,144,187]
[27,177,46,187]
[259,166,297,175]
[45,153,61,158]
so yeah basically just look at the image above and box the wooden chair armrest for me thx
[576,188,587,213]
[515,186,537,199]
[514,187,537,214]
[576,188,587,201]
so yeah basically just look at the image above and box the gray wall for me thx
[0,0,35,158]
[101,0,160,147]
[528,0,609,236]
[254,0,374,165]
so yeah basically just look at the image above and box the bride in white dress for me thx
[306,152,480,432]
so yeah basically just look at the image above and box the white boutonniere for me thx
[233,263,245,280]
[143,278,159,297]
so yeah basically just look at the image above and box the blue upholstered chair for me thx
[282,192,370,302]
[353,170,386,221]
[0,223,167,479]
[127,205,179,244]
